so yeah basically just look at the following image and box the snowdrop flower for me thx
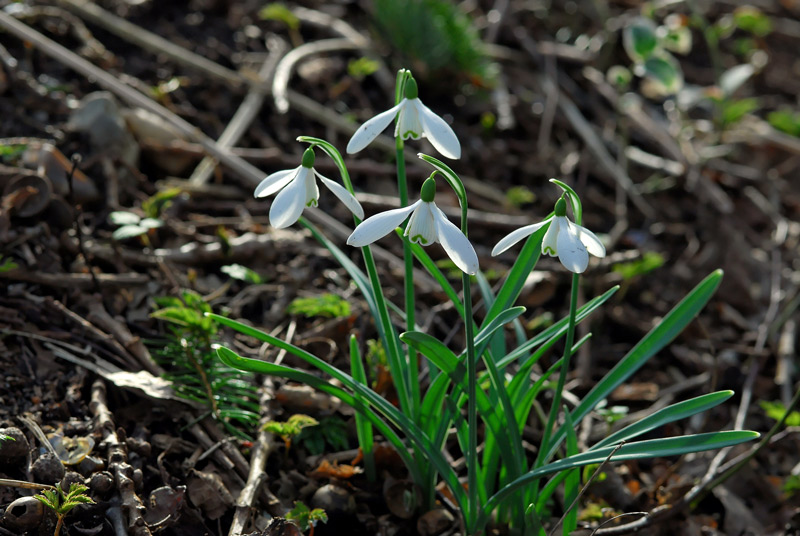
[346,77,461,159]
[347,177,478,274]
[492,198,605,273]
[254,148,364,229]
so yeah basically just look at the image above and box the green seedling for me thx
[760,400,800,427]
[285,501,328,536]
[35,483,94,536]
[263,414,319,449]
[297,416,349,455]
[221,263,263,284]
[109,211,162,242]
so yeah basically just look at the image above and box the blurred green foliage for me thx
[372,0,495,85]
[287,293,351,318]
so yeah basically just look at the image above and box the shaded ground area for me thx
[1,0,799,534]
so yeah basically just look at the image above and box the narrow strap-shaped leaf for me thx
[482,223,548,329]
[350,335,376,481]
[546,270,724,460]
[591,390,735,450]
[497,286,617,369]
[300,218,411,417]
[405,236,464,317]
[477,430,759,531]
[562,410,579,535]
[216,345,466,509]
[475,271,507,360]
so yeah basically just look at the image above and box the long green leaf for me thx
[215,344,466,509]
[547,270,724,460]
[350,335,376,481]
[477,430,759,531]
[482,223,547,328]
[591,390,735,450]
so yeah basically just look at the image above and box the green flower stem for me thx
[531,273,581,498]
[463,272,478,533]
[397,136,419,420]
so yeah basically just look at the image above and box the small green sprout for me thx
[0,255,19,273]
[612,251,665,280]
[263,414,319,448]
[287,294,351,319]
[285,501,328,536]
[35,483,94,536]
[347,58,380,80]
[760,400,800,427]
[505,186,536,209]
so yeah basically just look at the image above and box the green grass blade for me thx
[547,270,723,459]
[591,390,735,450]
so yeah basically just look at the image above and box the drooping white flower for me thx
[492,198,605,273]
[347,177,478,274]
[346,77,461,159]
[254,148,364,229]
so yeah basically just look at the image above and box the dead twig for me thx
[90,379,152,536]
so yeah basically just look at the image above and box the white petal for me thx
[491,218,552,256]
[573,222,606,258]
[254,167,300,198]
[416,100,461,159]
[347,200,421,247]
[404,202,437,245]
[346,101,404,154]
[557,220,589,273]
[433,206,479,275]
[316,170,364,219]
[269,171,307,229]
[303,168,320,207]
[542,217,562,256]
[396,99,422,140]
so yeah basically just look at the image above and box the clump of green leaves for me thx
[35,483,94,536]
[287,293,351,319]
[151,291,259,439]
[623,17,685,95]
[285,501,328,536]
[263,414,319,448]
[372,0,495,84]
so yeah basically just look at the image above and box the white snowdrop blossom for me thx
[492,198,606,273]
[254,148,364,229]
[346,77,461,159]
[347,177,478,274]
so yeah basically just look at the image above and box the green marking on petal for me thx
[543,246,556,255]
[411,235,429,245]
[306,199,318,208]
[402,130,420,139]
